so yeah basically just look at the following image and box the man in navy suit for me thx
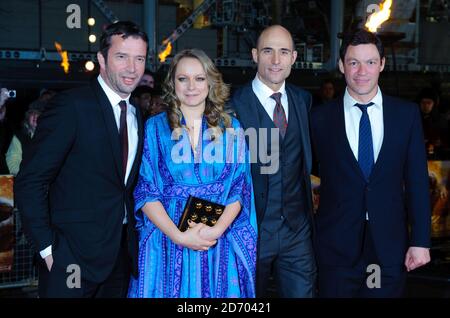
[230,25,316,297]
[310,29,431,298]
[15,21,146,297]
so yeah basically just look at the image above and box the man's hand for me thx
[0,88,9,107]
[44,254,54,272]
[404,246,430,272]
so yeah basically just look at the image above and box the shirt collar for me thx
[252,74,286,102]
[97,75,133,111]
[344,86,383,111]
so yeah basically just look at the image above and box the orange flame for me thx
[54,42,70,74]
[158,41,172,63]
[365,0,392,33]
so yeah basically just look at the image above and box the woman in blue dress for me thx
[128,48,258,298]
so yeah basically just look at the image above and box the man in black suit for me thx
[310,29,431,297]
[229,25,316,297]
[14,21,147,298]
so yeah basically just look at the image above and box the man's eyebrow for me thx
[114,52,146,58]
[260,47,292,52]
[346,57,379,62]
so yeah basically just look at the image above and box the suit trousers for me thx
[38,225,131,298]
[318,221,406,298]
[256,217,316,298]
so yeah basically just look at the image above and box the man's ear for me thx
[291,50,298,65]
[251,48,258,64]
[380,57,386,72]
[338,59,345,74]
[97,51,106,70]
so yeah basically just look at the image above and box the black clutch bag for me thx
[178,196,225,232]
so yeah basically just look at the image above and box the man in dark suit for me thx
[14,21,147,298]
[310,29,431,298]
[229,25,316,298]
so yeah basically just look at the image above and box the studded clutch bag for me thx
[178,196,225,232]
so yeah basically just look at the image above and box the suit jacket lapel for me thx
[285,85,311,175]
[91,79,123,182]
[242,84,262,131]
[336,97,366,181]
[235,85,269,184]
[370,94,392,181]
[126,104,144,189]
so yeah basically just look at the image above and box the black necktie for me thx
[119,100,128,179]
[270,92,288,138]
[355,102,375,181]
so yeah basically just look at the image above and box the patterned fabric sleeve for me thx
[134,118,163,215]
[225,120,249,205]
[224,119,258,296]
[225,119,255,230]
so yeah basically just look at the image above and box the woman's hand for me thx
[176,222,217,251]
[198,224,222,241]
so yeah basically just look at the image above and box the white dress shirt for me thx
[97,75,139,183]
[252,75,289,121]
[39,75,138,259]
[343,86,384,220]
[344,86,384,163]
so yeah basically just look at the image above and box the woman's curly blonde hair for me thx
[162,48,231,139]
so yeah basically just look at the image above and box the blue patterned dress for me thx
[128,112,257,298]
